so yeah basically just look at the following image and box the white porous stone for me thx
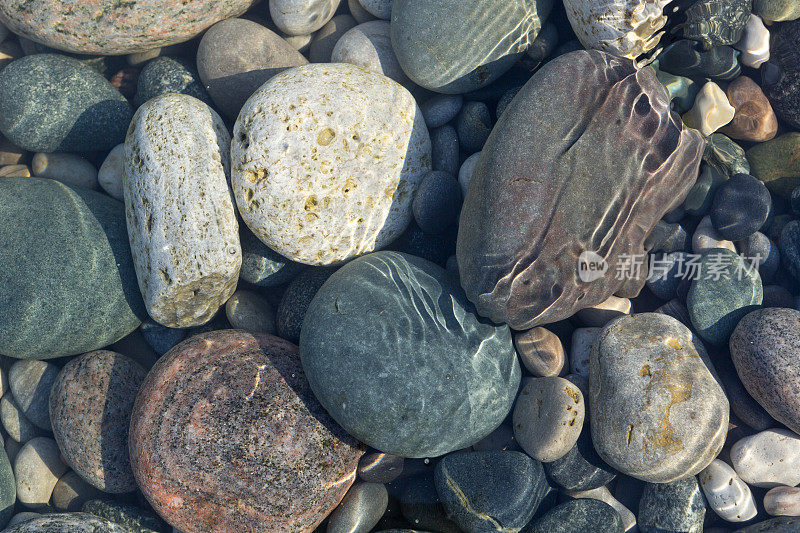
[730,429,800,488]
[765,486,800,517]
[269,0,341,35]
[31,153,98,189]
[14,437,68,508]
[358,0,392,19]
[735,15,770,69]
[123,94,241,328]
[331,21,410,85]
[683,82,736,137]
[566,486,637,532]
[575,295,631,327]
[570,327,599,378]
[692,215,736,254]
[98,144,125,200]
[699,459,758,522]
[458,152,480,197]
[231,63,431,266]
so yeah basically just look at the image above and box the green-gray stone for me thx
[687,248,763,346]
[134,56,211,108]
[704,133,750,178]
[239,227,304,287]
[754,0,800,21]
[524,499,623,533]
[0,54,133,153]
[638,477,705,533]
[3,512,125,532]
[653,61,699,113]
[747,133,800,197]
[0,445,14,529]
[0,178,145,359]
[82,500,164,533]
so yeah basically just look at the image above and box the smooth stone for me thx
[646,252,685,301]
[358,453,403,483]
[734,15,771,69]
[327,482,388,533]
[4,513,125,532]
[300,251,520,458]
[276,266,335,343]
[747,133,800,198]
[0,1,254,55]
[735,517,800,532]
[683,165,725,218]
[645,220,689,253]
[653,62,699,114]
[434,451,549,533]
[51,472,102,512]
[9,360,57,432]
[763,285,795,309]
[457,152,479,197]
[412,170,461,234]
[0,134,26,166]
[693,215,736,254]
[513,377,584,462]
[730,429,800,488]
[0,54,132,153]
[765,486,800,516]
[513,327,566,377]
[495,87,522,120]
[704,133,750,178]
[129,330,364,532]
[124,94,241,328]
[754,0,800,21]
[14,437,67,508]
[348,0,376,23]
[687,248,762,346]
[269,0,340,35]
[762,21,800,130]
[0,395,45,443]
[331,21,409,85]
[430,125,459,177]
[472,424,521,452]
[420,95,462,129]
[655,299,693,328]
[455,101,491,154]
[739,231,780,282]
[97,144,125,201]
[683,0,751,48]
[682,81,735,137]
[196,18,308,120]
[699,459,757,522]
[0,442,13,528]
[569,328,598,378]
[309,14,357,62]
[109,66,140,100]
[590,313,729,483]
[224,290,275,335]
[82,500,165,533]
[717,362,774,432]
[710,173,771,241]
[281,31,314,53]
[31,153,97,189]
[457,51,704,329]
[544,426,617,492]
[139,319,186,356]
[393,221,456,267]
[134,56,210,108]
[231,63,431,266]
[638,477,706,533]
[50,350,145,493]
[720,76,777,142]
[526,20,558,64]
[575,296,631,327]
[239,228,304,287]
[390,0,552,93]
[0,40,22,72]
[358,0,391,19]
[565,486,636,532]
[524,499,623,533]
[657,40,741,81]
[398,473,461,533]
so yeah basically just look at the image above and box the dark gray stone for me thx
[239,227,304,288]
[543,425,617,492]
[3,513,125,532]
[710,173,771,241]
[524,499,623,533]
[277,266,335,344]
[420,95,462,129]
[327,482,388,533]
[135,56,211,107]
[638,476,706,533]
[645,221,689,254]
[703,133,750,178]
[399,473,461,533]
[455,101,492,154]
[734,517,800,532]
[683,0,751,49]
[300,251,520,458]
[412,171,462,235]
[762,21,800,130]
[738,231,779,283]
[646,252,686,301]
[139,319,186,356]
[657,40,741,81]
[0,54,132,153]
[780,220,800,282]
[430,125,459,177]
[81,500,165,533]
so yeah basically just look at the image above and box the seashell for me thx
[563,0,674,67]
[735,14,770,68]
[683,0,751,50]
[682,81,735,137]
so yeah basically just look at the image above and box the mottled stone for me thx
[124,94,241,328]
[590,313,728,483]
[4,513,125,532]
[82,500,165,533]
[8,360,56,432]
[699,459,757,522]
[684,0,751,49]
[232,63,431,266]
[390,0,552,93]
[754,0,800,21]
[51,472,103,512]
[457,51,703,329]
[747,133,800,198]
[134,56,210,108]
[765,486,800,517]
[358,0,391,19]
[0,54,132,153]
[525,499,623,533]
[129,330,363,533]
[14,437,67,508]
[658,40,741,81]
[331,21,409,85]
[730,308,800,434]
[276,266,335,343]
[720,76,778,142]
[300,251,520,458]
[513,327,566,377]
[239,228,304,288]
[327,482,388,533]
[731,429,800,488]
[309,14,357,63]
[196,18,308,120]
[762,21,800,130]
[543,426,617,491]
[434,451,549,533]
[269,0,340,35]
[50,351,146,493]
[638,477,706,533]
[458,152,480,197]
[779,221,800,282]
[736,517,800,532]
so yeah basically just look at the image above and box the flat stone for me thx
[434,451,549,533]
[455,101,491,154]
[134,56,210,108]
[50,350,146,493]
[457,51,703,329]
[331,21,409,85]
[14,437,67,508]
[513,327,566,377]
[390,0,552,93]
[699,459,757,522]
[124,94,241,328]
[82,500,165,533]
[231,63,431,266]
[326,482,388,533]
[747,133,800,198]
[543,425,617,491]
[730,428,800,488]
[51,472,103,512]
[762,21,800,130]
[638,477,706,533]
[0,54,132,153]
[720,76,778,142]
[764,486,800,517]
[300,251,520,458]
[130,330,363,533]
[196,18,308,120]
[590,313,729,483]
[524,499,623,533]
[269,0,340,35]
[730,308,800,434]
[0,134,25,166]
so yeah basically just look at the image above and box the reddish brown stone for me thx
[129,330,363,533]
[720,76,779,142]
[109,67,140,101]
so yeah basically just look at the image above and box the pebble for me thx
[730,429,800,488]
[0,395,45,443]
[269,0,340,35]
[654,61,699,114]
[14,437,67,508]
[358,453,403,483]
[282,31,314,53]
[239,228,304,288]
[658,40,741,81]
[682,81,735,137]
[646,220,690,253]
[420,95,463,129]
[754,0,800,21]
[455,101,492,154]
[590,313,729,483]
[543,426,617,492]
[740,231,780,282]
[51,471,102,512]
[525,498,623,533]
[4,439,21,466]
[300,252,520,457]
[765,486,800,516]
[565,486,637,532]
[139,319,186,357]
[327,482,388,533]
[276,266,335,343]
[434,451,549,533]
[348,0,377,23]
[513,327,566,377]
[31,152,98,190]
[638,477,706,533]
[390,0,551,93]
[737,517,800,531]
[224,290,276,335]
[730,308,800,434]
[0,442,13,528]
[196,18,308,120]
[9,360,57,432]
[720,76,778,142]
[569,328,598,378]
[687,248,762,345]
[331,21,409,85]
[683,0,751,48]
[699,459,758,522]
[763,284,795,308]
[358,0,392,19]
[526,21,558,64]
[575,295,631,327]
[735,15,771,69]
[513,377,584,463]
[762,20,800,130]
[646,252,685,301]
[124,94,241,328]
[747,133,800,198]
[231,63,431,266]
[82,500,165,533]
[309,14,357,63]
[0,54,132,153]
[457,152,480,197]
[134,56,210,107]
[5,513,41,528]
[710,173,771,241]
[412,170,461,234]
[0,40,22,72]
[97,144,125,200]
[430,125,460,177]
[129,330,364,532]
[50,350,146,493]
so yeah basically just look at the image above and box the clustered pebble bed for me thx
[0,0,798,532]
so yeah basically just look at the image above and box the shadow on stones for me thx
[61,100,133,153]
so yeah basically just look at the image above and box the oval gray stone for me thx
[9,360,58,432]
